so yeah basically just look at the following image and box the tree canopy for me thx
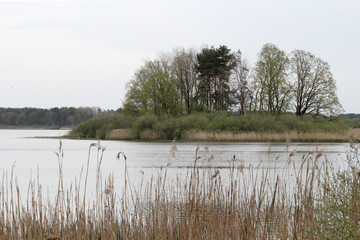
[290,49,342,116]
[123,43,342,117]
[252,43,291,114]
[196,45,236,111]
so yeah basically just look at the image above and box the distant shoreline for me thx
[0,126,72,130]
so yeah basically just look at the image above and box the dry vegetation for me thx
[106,128,360,142]
[183,129,360,142]
[0,141,359,239]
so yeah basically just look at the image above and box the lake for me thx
[0,129,350,201]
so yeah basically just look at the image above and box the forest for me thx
[0,107,118,128]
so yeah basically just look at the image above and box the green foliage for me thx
[124,71,182,116]
[143,72,182,116]
[347,118,360,128]
[154,117,178,139]
[71,114,134,139]
[175,114,210,137]
[132,114,159,138]
[343,114,360,128]
[208,114,241,132]
[303,143,360,238]
[123,44,343,118]
[196,45,236,111]
[72,112,350,140]
[252,43,291,114]
[71,117,107,138]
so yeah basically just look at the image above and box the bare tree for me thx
[290,50,343,116]
[232,50,252,115]
[171,48,198,114]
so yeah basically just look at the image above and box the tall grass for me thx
[0,141,359,239]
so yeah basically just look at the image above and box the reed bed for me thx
[0,141,359,239]
[183,129,360,142]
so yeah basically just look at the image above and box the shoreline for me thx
[28,128,360,143]
[0,126,72,130]
[102,128,360,143]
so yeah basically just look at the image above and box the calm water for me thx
[0,129,350,200]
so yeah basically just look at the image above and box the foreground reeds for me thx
[0,141,359,239]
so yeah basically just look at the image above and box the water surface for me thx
[0,129,350,200]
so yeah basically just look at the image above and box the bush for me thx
[153,117,177,139]
[209,114,241,132]
[71,114,136,139]
[176,114,210,132]
[71,117,108,138]
[132,114,159,139]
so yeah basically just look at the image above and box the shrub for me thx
[132,114,158,138]
[209,114,241,132]
[153,117,177,139]
[71,117,109,138]
[71,114,136,139]
[176,114,210,132]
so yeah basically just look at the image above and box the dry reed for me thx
[183,129,360,142]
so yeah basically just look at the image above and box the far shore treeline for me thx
[0,107,119,128]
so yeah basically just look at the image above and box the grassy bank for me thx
[70,113,354,142]
[0,141,359,239]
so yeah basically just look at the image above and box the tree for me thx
[196,45,236,111]
[252,43,292,114]
[290,50,343,116]
[123,78,146,115]
[232,50,252,115]
[123,60,181,116]
[123,58,172,115]
[143,72,181,116]
[171,48,198,114]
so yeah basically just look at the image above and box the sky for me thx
[0,0,359,113]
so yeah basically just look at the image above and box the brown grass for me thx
[106,128,360,142]
[106,129,133,140]
[183,129,360,142]
[0,141,359,239]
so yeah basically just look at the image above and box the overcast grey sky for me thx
[1,0,359,113]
